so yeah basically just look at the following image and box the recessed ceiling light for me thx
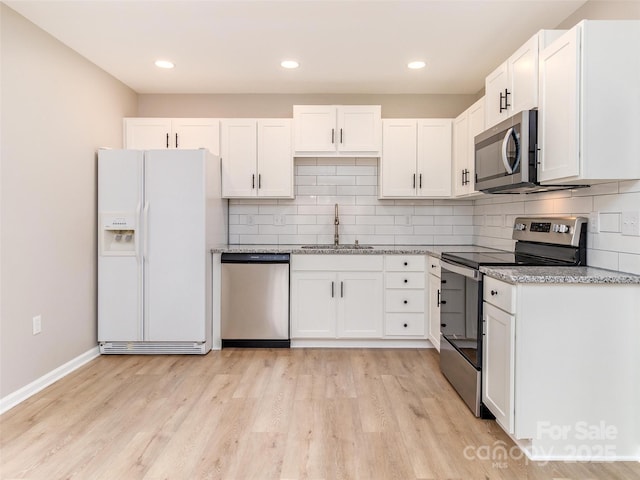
[281,60,299,69]
[408,61,427,70]
[155,60,174,69]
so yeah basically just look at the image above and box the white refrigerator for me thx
[97,149,227,354]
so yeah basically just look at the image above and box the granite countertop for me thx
[480,266,640,285]
[211,244,506,257]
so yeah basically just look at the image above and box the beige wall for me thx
[0,5,137,397]
[137,93,477,119]
[556,0,640,28]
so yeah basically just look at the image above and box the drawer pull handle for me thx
[431,264,436,268]
[403,279,408,283]
[491,290,498,296]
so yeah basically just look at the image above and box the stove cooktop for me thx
[440,250,572,269]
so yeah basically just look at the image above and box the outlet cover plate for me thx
[33,315,42,335]
[622,211,640,236]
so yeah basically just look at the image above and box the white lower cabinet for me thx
[481,275,640,460]
[291,254,432,342]
[290,272,336,338]
[383,255,427,338]
[482,302,515,434]
[290,255,383,339]
[427,255,442,350]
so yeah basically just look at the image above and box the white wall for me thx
[137,93,478,119]
[0,5,137,397]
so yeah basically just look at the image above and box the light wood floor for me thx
[1,348,638,480]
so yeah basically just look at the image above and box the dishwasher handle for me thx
[221,253,290,264]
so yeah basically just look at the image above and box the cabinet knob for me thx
[403,279,408,283]
[403,300,408,304]
[491,290,498,296]
[403,323,408,328]
[441,323,447,328]
[404,262,408,266]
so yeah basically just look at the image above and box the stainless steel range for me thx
[439,216,587,417]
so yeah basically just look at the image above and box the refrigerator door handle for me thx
[135,202,142,263]
[143,202,150,260]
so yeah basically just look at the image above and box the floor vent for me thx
[99,342,207,355]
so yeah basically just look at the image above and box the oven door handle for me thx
[441,260,479,280]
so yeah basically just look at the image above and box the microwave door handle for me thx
[501,127,515,174]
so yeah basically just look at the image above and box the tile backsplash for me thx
[473,180,640,275]
[229,161,640,275]
[228,158,474,246]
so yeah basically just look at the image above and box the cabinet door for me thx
[337,272,383,338]
[452,113,469,197]
[485,62,509,129]
[538,28,580,182]
[380,120,417,197]
[124,118,172,149]
[416,119,452,197]
[427,274,441,351]
[290,272,337,338]
[293,106,337,153]
[482,303,515,434]
[257,119,293,198]
[466,98,485,194]
[509,35,539,114]
[337,106,381,153]
[221,119,258,197]
[172,118,220,155]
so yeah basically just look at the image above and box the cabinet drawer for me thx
[385,313,425,336]
[427,256,441,277]
[385,289,425,313]
[385,272,425,289]
[385,255,425,272]
[484,276,516,314]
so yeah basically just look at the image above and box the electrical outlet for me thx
[32,315,42,335]
[621,211,640,236]
[274,215,285,226]
[588,212,600,233]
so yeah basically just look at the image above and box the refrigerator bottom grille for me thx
[99,342,208,355]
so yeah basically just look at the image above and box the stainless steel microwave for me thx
[474,110,539,194]
[474,110,587,194]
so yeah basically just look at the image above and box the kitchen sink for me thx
[300,244,374,250]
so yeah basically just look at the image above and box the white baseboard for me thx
[0,346,100,415]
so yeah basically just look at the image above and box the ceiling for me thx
[6,0,587,95]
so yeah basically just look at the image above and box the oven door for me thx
[440,260,482,369]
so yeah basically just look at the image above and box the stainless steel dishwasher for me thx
[220,253,290,348]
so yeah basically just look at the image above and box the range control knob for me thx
[553,224,571,233]
[514,223,526,231]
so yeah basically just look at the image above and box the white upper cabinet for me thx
[538,20,640,184]
[485,30,564,129]
[453,97,484,197]
[123,118,220,154]
[221,119,293,198]
[380,119,452,198]
[293,105,381,156]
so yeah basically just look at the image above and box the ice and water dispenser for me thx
[100,213,137,255]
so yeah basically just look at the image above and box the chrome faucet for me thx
[334,203,340,246]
